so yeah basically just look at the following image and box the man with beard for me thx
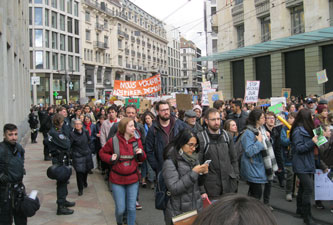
[197,108,239,201]
[227,100,248,132]
[146,100,186,174]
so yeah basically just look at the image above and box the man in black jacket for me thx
[40,107,54,161]
[227,100,248,132]
[0,124,27,224]
[28,108,39,143]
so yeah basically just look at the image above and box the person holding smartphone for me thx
[162,129,208,225]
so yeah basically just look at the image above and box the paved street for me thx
[21,132,333,225]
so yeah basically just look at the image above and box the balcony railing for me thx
[261,32,271,42]
[237,39,244,48]
[255,0,270,17]
[232,2,244,16]
[118,29,125,37]
[131,36,135,42]
[126,64,131,69]
[94,41,108,49]
[132,65,137,69]
[285,0,303,8]
[292,23,305,35]
[95,23,104,31]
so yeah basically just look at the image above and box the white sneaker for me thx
[286,193,292,202]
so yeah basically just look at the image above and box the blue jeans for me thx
[111,182,139,225]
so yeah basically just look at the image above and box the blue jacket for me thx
[240,129,267,183]
[280,126,292,166]
[291,126,316,174]
[146,116,186,174]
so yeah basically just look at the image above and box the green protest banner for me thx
[313,127,328,147]
[268,103,283,114]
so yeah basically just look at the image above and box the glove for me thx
[0,173,9,185]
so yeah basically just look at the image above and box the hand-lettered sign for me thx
[244,81,260,103]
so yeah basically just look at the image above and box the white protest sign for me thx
[270,97,287,107]
[31,76,40,85]
[244,81,260,103]
[202,88,216,106]
[315,169,333,200]
[317,69,328,84]
[201,81,211,90]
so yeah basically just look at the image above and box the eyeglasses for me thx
[186,143,198,148]
[266,117,275,120]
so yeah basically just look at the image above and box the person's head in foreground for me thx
[193,194,278,225]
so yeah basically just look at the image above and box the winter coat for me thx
[197,129,239,197]
[227,110,249,132]
[70,129,94,173]
[318,134,333,168]
[47,127,71,165]
[99,133,146,185]
[100,119,118,147]
[107,121,146,147]
[291,126,316,174]
[162,152,203,225]
[83,122,97,153]
[62,117,72,137]
[186,122,203,135]
[28,113,38,129]
[146,117,186,173]
[280,126,292,166]
[240,129,267,183]
[264,124,283,169]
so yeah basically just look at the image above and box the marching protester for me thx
[100,105,119,147]
[99,117,146,225]
[227,100,249,132]
[47,114,75,215]
[184,110,203,134]
[70,119,94,196]
[162,129,208,225]
[96,115,107,174]
[223,119,238,142]
[197,108,239,201]
[83,105,96,124]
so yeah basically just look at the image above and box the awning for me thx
[194,27,333,62]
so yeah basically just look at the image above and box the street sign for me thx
[53,91,59,98]
[31,76,40,85]
[69,82,74,90]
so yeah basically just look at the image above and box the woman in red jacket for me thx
[99,117,146,225]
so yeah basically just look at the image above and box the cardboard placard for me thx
[268,103,284,114]
[201,88,216,106]
[208,91,224,108]
[139,99,151,114]
[270,97,287,107]
[244,81,260,103]
[176,94,192,111]
[281,88,291,99]
[114,100,124,107]
[125,98,140,111]
[317,69,328,84]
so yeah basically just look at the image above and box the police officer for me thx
[0,124,27,224]
[28,108,39,143]
[47,114,75,215]
[40,107,54,161]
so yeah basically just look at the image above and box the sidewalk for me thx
[22,133,116,225]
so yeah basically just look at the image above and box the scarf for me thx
[85,121,92,136]
[259,126,278,181]
[110,118,117,123]
[179,149,199,168]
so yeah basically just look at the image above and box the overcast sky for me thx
[131,0,206,55]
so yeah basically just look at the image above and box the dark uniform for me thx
[0,141,26,225]
[28,112,39,143]
[40,113,53,160]
[47,127,73,214]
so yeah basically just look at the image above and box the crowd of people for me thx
[5,95,332,225]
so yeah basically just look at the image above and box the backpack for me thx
[201,129,230,155]
[110,135,139,176]
[155,158,178,210]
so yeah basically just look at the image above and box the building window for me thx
[236,24,244,48]
[74,2,79,17]
[67,0,73,14]
[75,38,79,53]
[46,51,50,69]
[68,36,73,52]
[51,0,57,8]
[67,17,73,33]
[261,16,271,42]
[45,30,49,48]
[118,39,122,49]
[60,34,65,50]
[74,20,79,35]
[35,0,43,3]
[35,29,43,47]
[29,7,33,25]
[104,19,108,29]
[85,11,90,22]
[45,9,49,26]
[60,14,65,31]
[60,0,65,11]
[35,51,43,69]
[52,53,58,70]
[34,8,43,25]
[291,5,304,35]
[85,29,90,41]
[60,54,66,70]
[75,57,80,72]
[52,32,57,49]
[68,55,73,70]
[29,29,33,47]
[51,11,57,28]
[235,0,243,4]
[212,39,218,53]
[118,55,123,66]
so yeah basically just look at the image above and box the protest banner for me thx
[316,69,328,84]
[176,94,192,111]
[201,81,211,89]
[125,98,140,111]
[314,169,333,200]
[139,99,151,114]
[201,88,216,106]
[270,97,287,107]
[268,103,284,114]
[113,74,161,96]
[244,81,260,103]
[281,88,291,99]
[208,91,224,108]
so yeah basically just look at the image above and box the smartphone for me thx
[204,160,212,165]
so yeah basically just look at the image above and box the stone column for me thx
[305,46,323,95]
[271,52,284,97]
